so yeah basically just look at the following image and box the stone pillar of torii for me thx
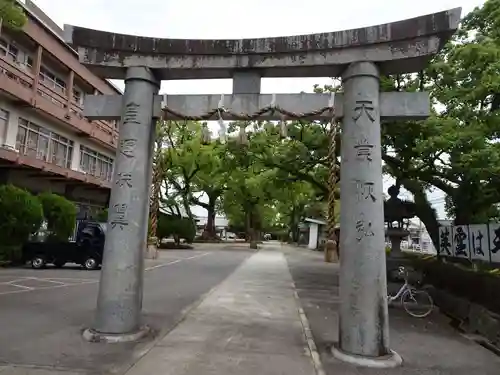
[64,7,460,367]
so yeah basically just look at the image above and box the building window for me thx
[80,145,114,181]
[0,108,9,144]
[39,66,66,94]
[0,37,18,63]
[0,37,33,70]
[16,117,73,168]
[50,132,73,168]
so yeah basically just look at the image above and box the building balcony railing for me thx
[0,57,34,97]
[0,57,118,150]
[0,146,112,189]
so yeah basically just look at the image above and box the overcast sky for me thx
[29,0,485,219]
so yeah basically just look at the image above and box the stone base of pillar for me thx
[324,240,338,263]
[82,326,151,343]
[331,345,402,368]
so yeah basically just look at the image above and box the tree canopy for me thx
[0,0,27,30]
[154,0,500,249]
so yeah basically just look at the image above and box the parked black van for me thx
[22,221,106,270]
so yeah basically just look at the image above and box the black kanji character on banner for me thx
[439,227,452,256]
[492,227,500,254]
[454,226,468,256]
[472,229,485,256]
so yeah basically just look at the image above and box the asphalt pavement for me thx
[0,248,252,374]
[4,243,498,375]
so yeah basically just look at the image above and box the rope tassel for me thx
[217,112,227,144]
[217,94,227,144]
[279,117,287,138]
[201,122,211,144]
[237,123,248,146]
[218,126,227,144]
[325,119,339,263]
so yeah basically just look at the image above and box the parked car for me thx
[22,221,106,270]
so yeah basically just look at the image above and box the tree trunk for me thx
[288,207,301,243]
[400,178,440,250]
[249,210,258,249]
[180,193,193,221]
[192,190,221,240]
[174,234,180,246]
[291,224,299,243]
[245,210,251,242]
[205,196,217,238]
[454,205,470,226]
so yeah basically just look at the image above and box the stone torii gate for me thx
[64,7,459,367]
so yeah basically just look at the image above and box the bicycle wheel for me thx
[401,288,434,318]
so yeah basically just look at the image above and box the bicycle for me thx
[388,266,434,318]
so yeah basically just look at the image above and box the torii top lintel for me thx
[63,8,460,80]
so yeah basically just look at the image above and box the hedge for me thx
[0,185,44,261]
[409,256,500,314]
[38,192,77,241]
[157,213,196,244]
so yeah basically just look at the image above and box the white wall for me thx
[0,99,21,149]
[195,215,228,228]
[420,230,437,254]
[308,223,319,250]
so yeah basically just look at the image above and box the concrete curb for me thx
[291,284,327,375]
[281,246,326,375]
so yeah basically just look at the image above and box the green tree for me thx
[267,174,320,242]
[222,132,280,247]
[189,141,230,238]
[381,0,500,246]
[155,1,500,251]
[0,0,27,30]
[157,213,196,245]
[160,120,205,221]
[235,0,500,251]
[0,185,43,261]
[249,119,332,200]
[38,192,77,241]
